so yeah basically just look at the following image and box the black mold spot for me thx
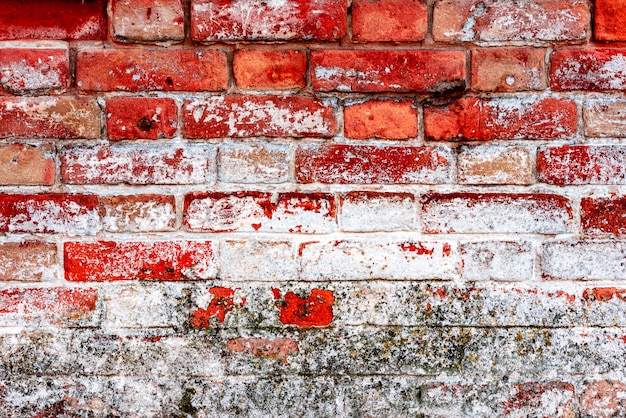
[179,387,198,417]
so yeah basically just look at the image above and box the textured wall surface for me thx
[1,0,626,416]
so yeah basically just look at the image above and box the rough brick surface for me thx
[0,143,55,186]
[471,48,546,92]
[0,42,69,94]
[457,145,532,185]
[351,0,427,42]
[101,195,177,232]
[595,0,626,41]
[106,97,178,140]
[233,50,306,90]
[0,242,57,282]
[551,48,626,91]
[584,99,626,137]
[111,0,184,43]
[537,145,626,185]
[344,100,417,140]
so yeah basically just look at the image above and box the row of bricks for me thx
[1,191,626,235]
[9,46,626,94]
[4,0,616,44]
[3,237,626,282]
[4,141,626,186]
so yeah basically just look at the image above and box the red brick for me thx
[421,193,572,234]
[580,380,626,417]
[106,98,178,140]
[0,242,57,282]
[101,195,176,233]
[184,192,336,233]
[64,241,216,281]
[424,97,577,140]
[0,43,69,93]
[111,0,184,43]
[0,0,107,40]
[274,288,334,327]
[502,382,575,417]
[233,50,306,90]
[60,144,213,185]
[0,97,100,139]
[190,0,347,41]
[537,145,626,185]
[351,0,427,42]
[311,50,466,93]
[183,96,336,138]
[433,0,589,42]
[0,194,100,234]
[76,49,228,92]
[0,143,55,186]
[471,48,546,92]
[190,287,244,327]
[595,0,626,41]
[582,195,626,235]
[227,337,299,363]
[344,100,417,140]
[0,288,98,319]
[296,145,451,184]
[551,48,626,90]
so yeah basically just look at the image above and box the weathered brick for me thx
[233,50,306,90]
[190,287,245,328]
[217,142,290,184]
[184,192,335,233]
[537,145,626,185]
[183,96,336,138]
[0,97,100,139]
[106,97,178,140]
[0,288,98,324]
[339,192,416,232]
[584,99,626,137]
[76,49,228,92]
[101,195,176,233]
[60,144,213,185]
[595,0,626,41]
[227,337,299,363]
[582,195,626,235]
[0,194,100,234]
[0,0,107,40]
[0,42,69,93]
[351,0,427,42]
[459,241,534,281]
[219,241,297,281]
[295,145,451,184]
[471,48,546,92]
[0,143,55,186]
[421,193,572,234]
[540,240,626,280]
[299,240,458,280]
[64,241,216,282]
[433,0,589,42]
[457,145,532,185]
[580,380,626,417]
[190,0,347,41]
[551,48,626,90]
[311,50,466,93]
[424,97,577,140]
[111,0,184,43]
[344,100,417,140]
[274,288,335,328]
[0,242,57,282]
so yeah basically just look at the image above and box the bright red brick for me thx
[0,43,69,93]
[0,143,55,186]
[183,96,336,138]
[76,49,228,92]
[233,50,306,90]
[352,0,427,42]
[111,0,184,43]
[537,145,626,185]
[421,193,572,234]
[424,97,577,140]
[190,287,244,327]
[0,97,100,139]
[101,195,176,232]
[582,195,626,235]
[311,50,466,93]
[274,288,335,327]
[295,145,451,184]
[595,0,626,41]
[60,144,213,185]
[0,194,100,234]
[344,100,417,140]
[0,0,107,40]
[191,0,347,41]
[433,0,589,42]
[0,242,57,282]
[106,98,178,140]
[551,48,626,90]
[184,192,336,233]
[0,288,97,319]
[471,48,546,92]
[64,241,216,281]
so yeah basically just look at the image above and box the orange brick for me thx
[595,0,626,41]
[352,0,427,42]
[233,50,306,90]
[471,48,546,92]
[344,100,417,140]
[0,143,55,186]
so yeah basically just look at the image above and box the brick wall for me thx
[0,0,625,416]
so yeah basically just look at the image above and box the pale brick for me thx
[471,48,546,92]
[540,240,626,280]
[584,99,626,137]
[339,192,416,232]
[0,241,57,282]
[217,142,290,184]
[459,241,534,281]
[111,0,184,43]
[101,195,176,232]
[457,145,532,185]
[0,143,55,186]
[219,240,297,281]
